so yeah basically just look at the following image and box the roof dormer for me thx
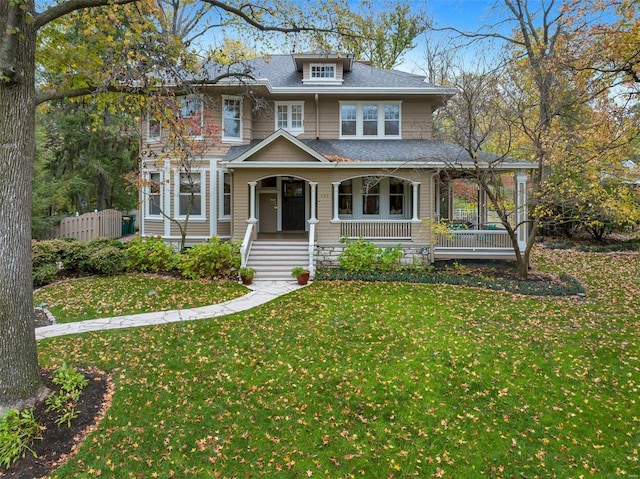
[292,52,353,85]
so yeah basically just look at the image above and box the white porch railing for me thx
[308,221,316,277]
[340,220,413,240]
[240,221,256,267]
[436,229,513,249]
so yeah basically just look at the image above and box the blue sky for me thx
[193,0,543,73]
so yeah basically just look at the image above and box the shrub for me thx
[0,408,41,468]
[87,246,128,275]
[338,238,403,272]
[178,237,241,280]
[338,237,379,272]
[33,263,59,287]
[125,236,178,273]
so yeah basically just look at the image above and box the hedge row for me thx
[32,236,241,287]
[315,268,585,297]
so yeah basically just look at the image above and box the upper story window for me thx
[311,63,336,80]
[340,101,402,139]
[179,97,203,137]
[222,95,242,142]
[275,101,304,134]
[147,113,161,141]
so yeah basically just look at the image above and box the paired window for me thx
[338,177,407,218]
[310,63,336,80]
[275,102,304,134]
[146,171,162,217]
[340,102,401,138]
[177,171,205,218]
[222,96,242,141]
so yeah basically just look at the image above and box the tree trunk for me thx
[0,0,46,412]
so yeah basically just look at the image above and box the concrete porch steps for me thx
[246,240,309,281]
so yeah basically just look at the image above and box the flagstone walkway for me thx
[36,281,304,340]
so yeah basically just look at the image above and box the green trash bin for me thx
[128,214,136,234]
[122,216,131,236]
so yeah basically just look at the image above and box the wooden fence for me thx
[58,209,123,241]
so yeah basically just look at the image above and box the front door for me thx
[259,193,278,233]
[282,180,305,231]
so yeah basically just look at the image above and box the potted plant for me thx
[238,266,256,285]
[291,266,310,285]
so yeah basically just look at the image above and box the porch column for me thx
[309,181,318,222]
[411,182,420,221]
[478,189,488,228]
[332,182,340,222]
[248,181,257,223]
[515,171,528,252]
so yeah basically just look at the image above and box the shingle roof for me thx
[201,55,453,92]
[223,138,534,167]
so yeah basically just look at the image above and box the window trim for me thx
[144,170,163,219]
[337,177,410,220]
[219,170,231,220]
[178,96,204,138]
[147,112,161,141]
[274,101,304,134]
[339,101,402,139]
[310,63,336,80]
[222,95,243,143]
[174,170,207,220]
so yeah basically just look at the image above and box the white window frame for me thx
[337,177,410,220]
[144,170,163,218]
[310,63,336,80]
[339,101,402,139]
[222,95,242,142]
[178,96,204,138]
[219,170,231,220]
[174,170,207,220]
[274,101,304,134]
[147,113,161,141]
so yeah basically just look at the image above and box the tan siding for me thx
[143,220,163,236]
[217,221,231,238]
[402,99,434,139]
[317,97,340,138]
[247,137,319,162]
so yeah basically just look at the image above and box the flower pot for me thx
[296,272,310,285]
[241,276,253,285]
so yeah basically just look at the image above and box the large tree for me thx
[0,0,349,412]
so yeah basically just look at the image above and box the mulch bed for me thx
[0,369,114,479]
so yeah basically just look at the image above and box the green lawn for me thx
[38,249,640,478]
[34,274,247,322]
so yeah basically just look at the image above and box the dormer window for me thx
[310,63,336,80]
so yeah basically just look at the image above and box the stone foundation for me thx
[315,242,432,269]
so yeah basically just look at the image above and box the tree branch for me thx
[35,0,140,29]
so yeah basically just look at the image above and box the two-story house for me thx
[140,52,536,279]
